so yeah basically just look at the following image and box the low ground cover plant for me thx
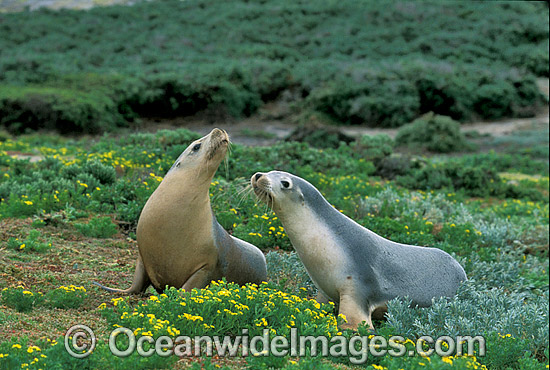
[0,128,548,369]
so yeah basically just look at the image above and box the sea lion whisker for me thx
[227,141,233,156]
[223,156,229,179]
[233,178,250,188]
[236,184,254,201]
[235,188,249,208]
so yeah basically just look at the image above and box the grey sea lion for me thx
[95,128,267,293]
[251,170,467,329]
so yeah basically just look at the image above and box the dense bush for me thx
[349,134,394,162]
[396,160,548,201]
[285,122,354,149]
[396,113,471,153]
[0,75,135,134]
[0,1,547,132]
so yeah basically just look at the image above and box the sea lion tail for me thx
[93,256,151,294]
[92,281,143,294]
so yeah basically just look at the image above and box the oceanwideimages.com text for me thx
[65,325,485,364]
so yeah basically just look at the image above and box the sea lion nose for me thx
[254,173,263,182]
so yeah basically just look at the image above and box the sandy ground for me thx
[0,0,142,12]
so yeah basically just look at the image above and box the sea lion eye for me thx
[281,180,290,189]
[192,143,201,152]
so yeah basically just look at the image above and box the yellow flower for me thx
[372,365,386,370]
[442,357,453,365]
[12,344,22,349]
[27,346,41,353]
[111,297,124,306]
[167,327,180,336]
[98,303,106,310]
[20,244,26,250]
[338,313,347,323]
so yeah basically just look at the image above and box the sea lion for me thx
[95,128,267,293]
[251,170,466,330]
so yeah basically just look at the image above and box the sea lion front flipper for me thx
[338,292,373,331]
[94,256,151,294]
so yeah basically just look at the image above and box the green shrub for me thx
[395,113,470,153]
[0,84,122,134]
[375,155,413,180]
[6,229,52,253]
[74,216,118,238]
[1,286,43,313]
[396,159,547,201]
[457,151,549,176]
[285,122,354,149]
[45,285,87,309]
[396,162,502,197]
[82,160,117,185]
[349,134,394,162]
[304,70,421,127]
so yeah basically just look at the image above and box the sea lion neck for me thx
[153,169,213,208]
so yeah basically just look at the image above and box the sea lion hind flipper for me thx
[180,264,213,291]
[94,256,151,294]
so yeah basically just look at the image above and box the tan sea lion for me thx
[95,128,267,293]
[251,170,467,330]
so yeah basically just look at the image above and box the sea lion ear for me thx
[299,190,305,205]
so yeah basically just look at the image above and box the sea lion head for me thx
[251,170,307,213]
[167,128,230,178]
